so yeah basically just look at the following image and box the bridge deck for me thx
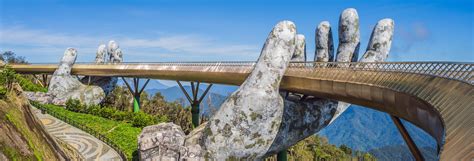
[7,62,474,160]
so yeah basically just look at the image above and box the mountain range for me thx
[145,83,237,116]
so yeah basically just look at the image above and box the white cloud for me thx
[0,26,260,62]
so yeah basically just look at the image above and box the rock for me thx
[292,34,306,61]
[138,123,204,161]
[315,21,334,62]
[0,83,72,160]
[336,8,360,62]
[48,48,105,105]
[204,20,296,159]
[0,152,7,161]
[138,123,187,161]
[361,19,394,62]
[23,91,52,104]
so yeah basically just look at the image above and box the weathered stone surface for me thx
[267,8,394,154]
[361,18,394,62]
[138,123,187,161]
[315,21,334,62]
[204,20,296,160]
[141,8,395,160]
[138,123,204,161]
[336,8,360,62]
[94,44,107,64]
[107,40,121,63]
[292,34,306,61]
[47,48,105,105]
[23,91,52,104]
[81,42,121,95]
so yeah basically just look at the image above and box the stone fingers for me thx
[336,8,360,63]
[361,18,394,62]
[107,40,122,63]
[94,44,107,64]
[55,48,77,75]
[292,34,306,62]
[315,21,334,62]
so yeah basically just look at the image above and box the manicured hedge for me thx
[32,101,141,160]
[65,99,163,128]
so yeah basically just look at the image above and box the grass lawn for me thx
[34,103,142,160]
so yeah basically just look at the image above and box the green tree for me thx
[0,51,28,64]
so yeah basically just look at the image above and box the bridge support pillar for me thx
[122,77,150,113]
[277,150,287,161]
[33,74,49,88]
[177,81,213,128]
[390,115,424,161]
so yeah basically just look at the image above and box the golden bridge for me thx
[8,61,474,160]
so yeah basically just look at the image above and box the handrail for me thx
[7,61,473,84]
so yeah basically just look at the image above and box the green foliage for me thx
[32,102,141,160]
[279,135,377,160]
[131,112,156,128]
[0,65,47,95]
[0,66,17,91]
[65,99,86,112]
[340,144,352,155]
[0,86,7,98]
[103,86,193,132]
[64,98,162,128]
[99,107,115,118]
[0,51,28,64]
[142,93,193,133]
[15,75,47,92]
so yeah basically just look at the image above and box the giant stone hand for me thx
[138,8,394,160]
[80,40,123,95]
[47,48,105,105]
[267,8,394,154]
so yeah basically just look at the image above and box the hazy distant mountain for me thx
[146,85,228,116]
[118,79,169,90]
[317,105,438,159]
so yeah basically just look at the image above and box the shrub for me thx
[86,104,101,116]
[99,107,115,119]
[0,66,17,91]
[65,99,85,112]
[131,112,155,128]
[155,115,168,123]
[111,110,128,121]
[0,86,7,98]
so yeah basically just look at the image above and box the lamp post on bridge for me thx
[177,81,213,127]
[122,77,150,112]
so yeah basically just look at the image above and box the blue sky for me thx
[0,0,473,63]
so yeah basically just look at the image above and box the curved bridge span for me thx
[9,61,474,160]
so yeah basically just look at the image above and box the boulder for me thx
[138,123,206,160]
